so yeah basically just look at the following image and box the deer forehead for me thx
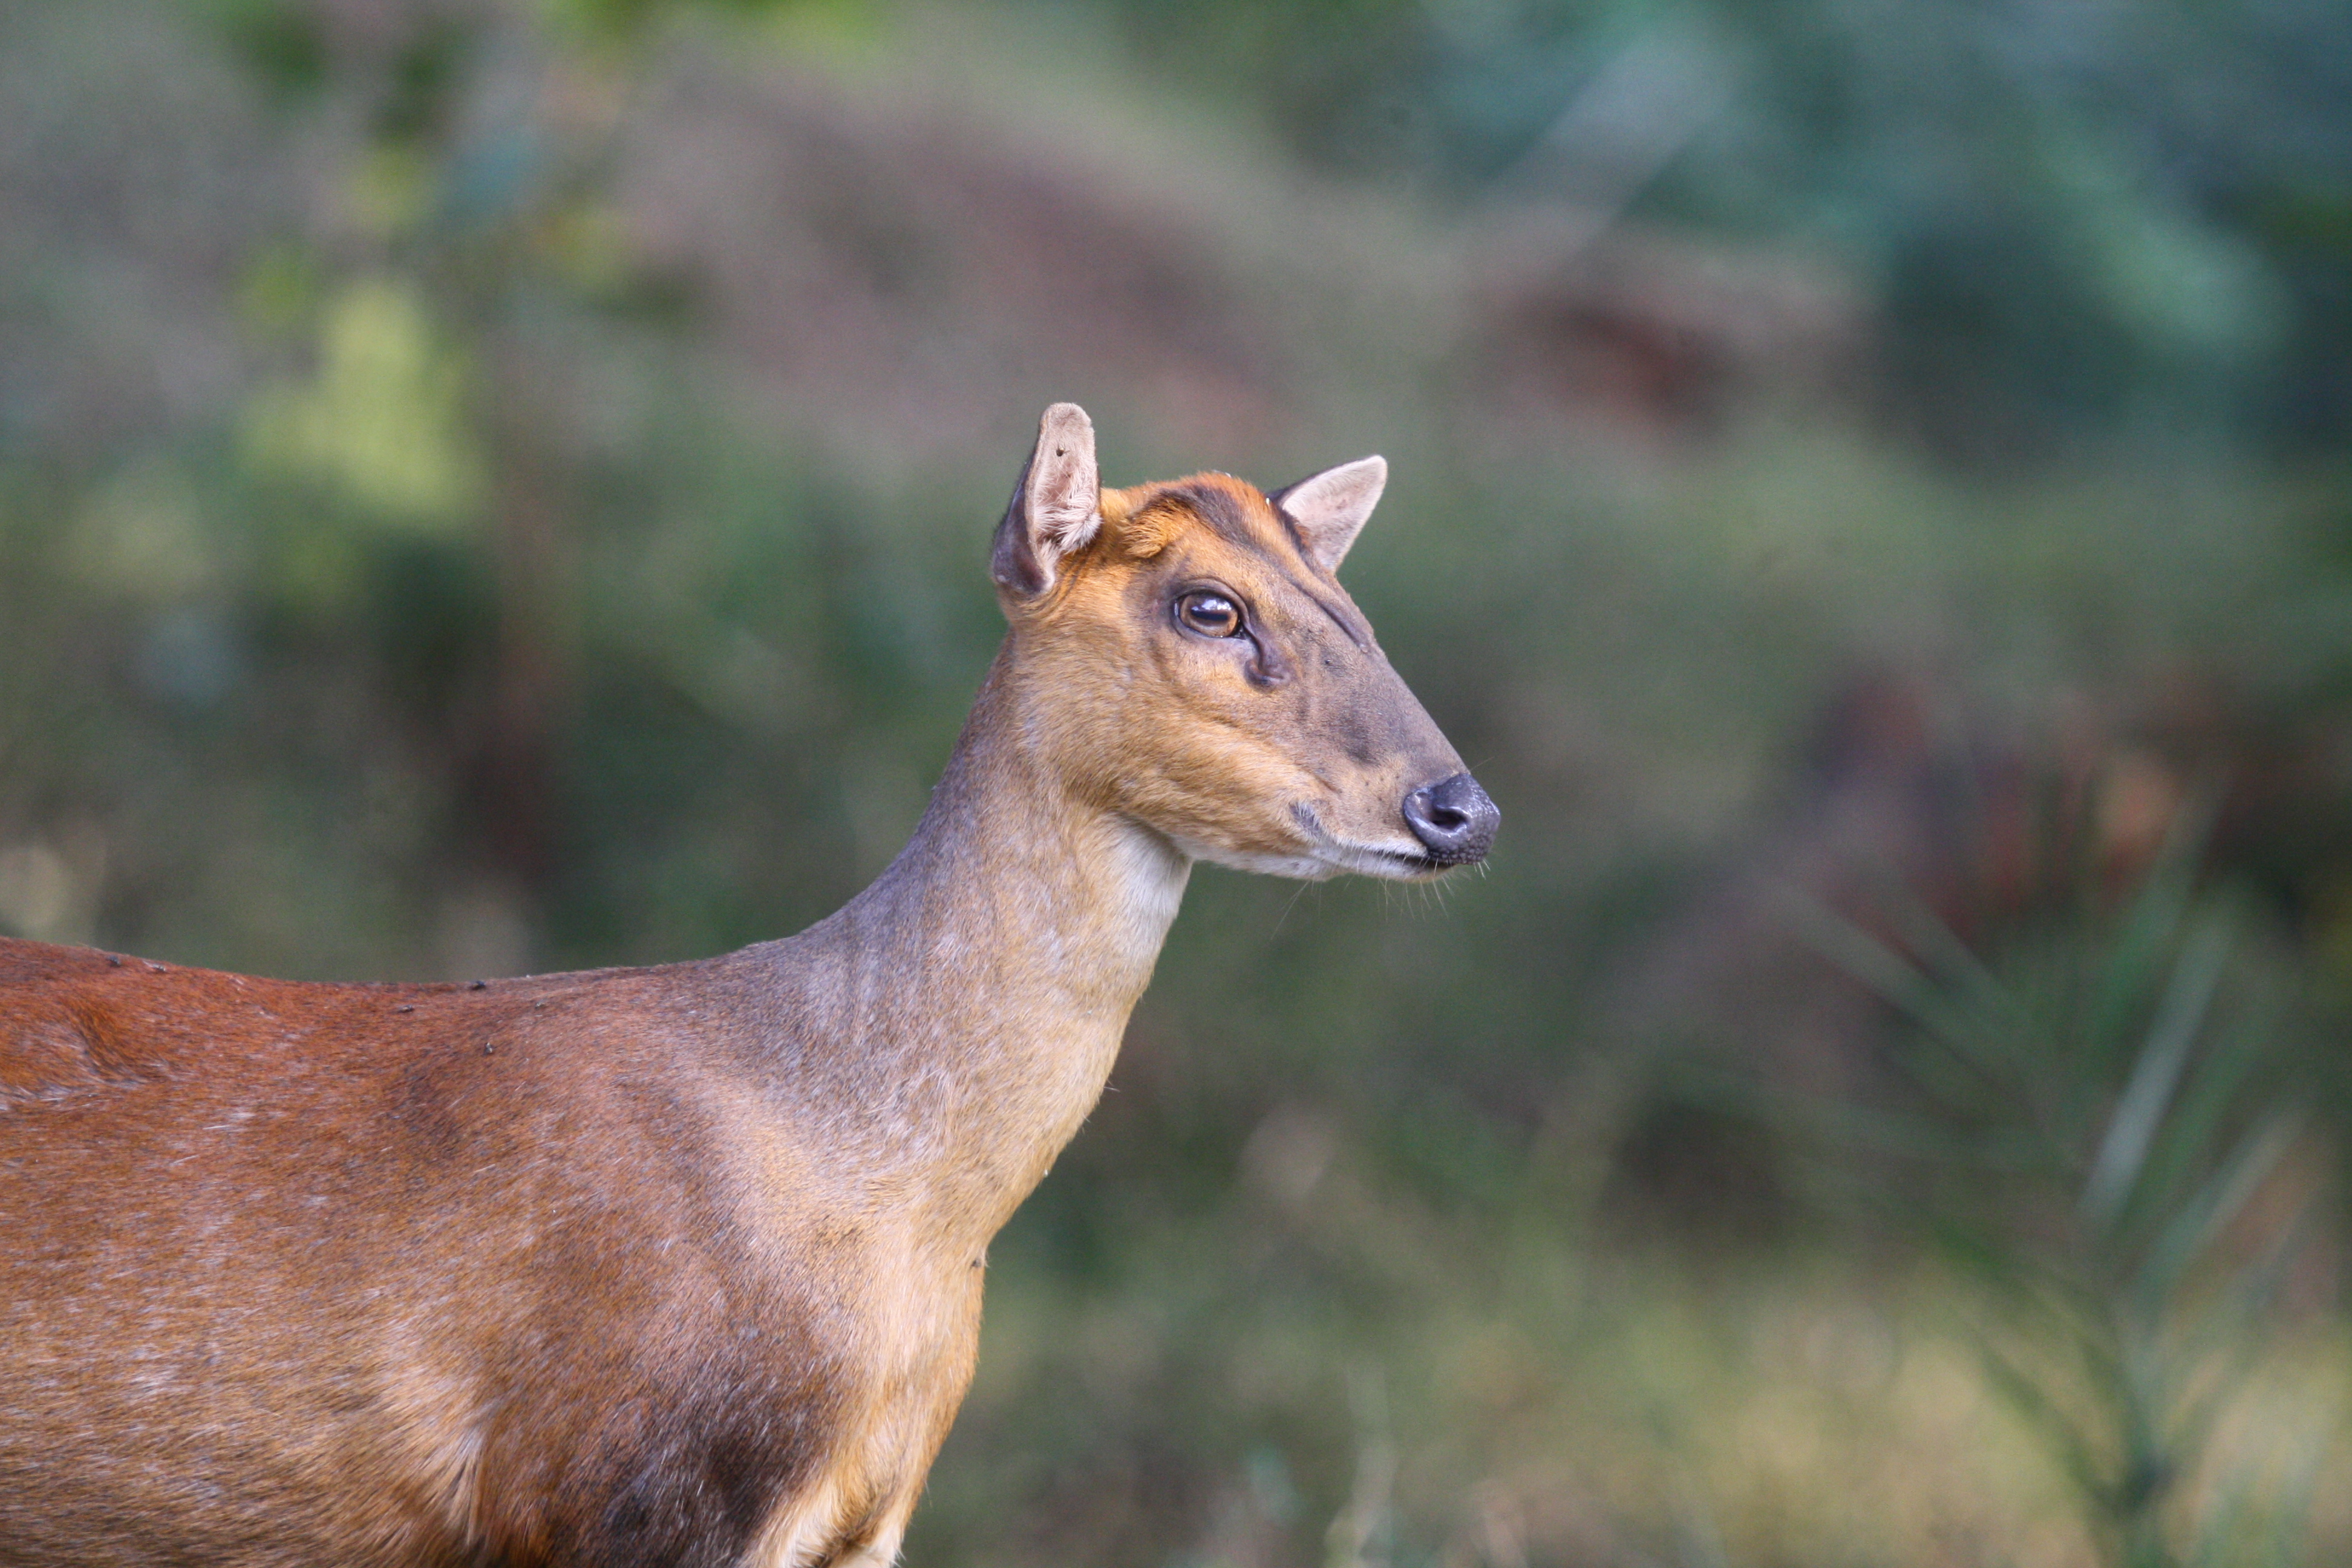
[1104,473,1306,572]
[1034,471,1374,676]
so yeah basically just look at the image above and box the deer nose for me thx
[1402,772,1499,865]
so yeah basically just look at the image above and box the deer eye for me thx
[1175,590,1243,638]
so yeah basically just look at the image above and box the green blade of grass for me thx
[2137,1110,2303,1311]
[2113,1005,2277,1258]
[1776,884,2033,1098]
[2082,915,2233,1232]
[1973,1333,2117,1511]
[2085,785,2222,1061]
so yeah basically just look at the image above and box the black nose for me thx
[1402,772,1499,865]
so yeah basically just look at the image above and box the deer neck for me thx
[731,643,1191,1244]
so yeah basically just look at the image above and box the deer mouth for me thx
[1344,841,1460,880]
[1289,804,1457,881]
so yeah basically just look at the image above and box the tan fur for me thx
[0,407,1485,1566]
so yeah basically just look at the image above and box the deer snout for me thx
[1402,772,1499,865]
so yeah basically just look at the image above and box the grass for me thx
[924,1203,2352,1567]
[1763,802,2345,1567]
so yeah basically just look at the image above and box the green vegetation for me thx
[1777,813,2332,1566]
[2,0,2348,1561]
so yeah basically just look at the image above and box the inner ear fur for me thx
[1269,454,1387,574]
[1096,486,1184,560]
[992,403,1103,599]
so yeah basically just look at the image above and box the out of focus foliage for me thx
[1106,0,2352,456]
[3,0,2351,1563]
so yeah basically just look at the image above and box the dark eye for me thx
[1175,590,1243,638]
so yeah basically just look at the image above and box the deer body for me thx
[0,407,1495,1567]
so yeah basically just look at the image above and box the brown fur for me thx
[0,407,1484,1567]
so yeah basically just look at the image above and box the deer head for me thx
[990,403,1497,880]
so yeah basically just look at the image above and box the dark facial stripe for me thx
[1163,482,1259,550]
[1303,586,1368,650]
[1163,480,1371,650]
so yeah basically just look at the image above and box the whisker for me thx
[1274,878,1315,935]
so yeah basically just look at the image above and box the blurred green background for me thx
[5,0,2352,1562]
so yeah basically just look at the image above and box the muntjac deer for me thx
[0,405,1497,1567]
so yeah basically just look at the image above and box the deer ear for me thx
[991,403,1103,599]
[1269,454,1386,574]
